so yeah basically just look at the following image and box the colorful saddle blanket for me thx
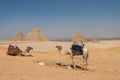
[72,45,83,52]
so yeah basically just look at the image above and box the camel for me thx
[7,44,33,56]
[56,45,89,70]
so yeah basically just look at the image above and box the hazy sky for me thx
[0,0,120,40]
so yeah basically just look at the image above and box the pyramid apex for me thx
[32,27,40,32]
[25,27,48,41]
[11,32,25,41]
[71,32,85,42]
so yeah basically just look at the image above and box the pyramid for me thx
[71,32,85,42]
[11,32,25,41]
[25,27,48,41]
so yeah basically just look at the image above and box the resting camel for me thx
[56,45,89,70]
[7,44,33,56]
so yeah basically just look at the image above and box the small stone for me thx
[37,62,45,66]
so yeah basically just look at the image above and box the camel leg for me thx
[83,56,88,70]
[71,56,76,69]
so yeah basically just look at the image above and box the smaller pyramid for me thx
[11,32,25,41]
[25,27,48,41]
[71,32,85,42]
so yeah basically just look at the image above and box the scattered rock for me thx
[37,62,45,66]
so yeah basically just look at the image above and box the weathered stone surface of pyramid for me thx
[11,32,25,41]
[25,27,48,41]
[71,32,85,42]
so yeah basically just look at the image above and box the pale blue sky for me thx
[0,0,120,40]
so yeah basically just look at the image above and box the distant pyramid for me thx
[25,27,48,41]
[11,32,25,41]
[71,32,85,42]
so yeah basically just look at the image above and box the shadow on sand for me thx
[20,54,34,57]
[56,63,95,72]
[56,63,83,70]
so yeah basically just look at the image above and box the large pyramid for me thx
[11,32,25,41]
[25,27,48,41]
[71,32,85,42]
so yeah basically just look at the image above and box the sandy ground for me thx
[0,40,120,80]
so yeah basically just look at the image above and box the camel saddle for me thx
[72,44,83,53]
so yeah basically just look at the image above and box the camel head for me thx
[56,45,63,54]
[25,46,33,53]
[56,45,62,50]
[56,45,72,55]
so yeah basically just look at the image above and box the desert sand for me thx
[0,40,120,80]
